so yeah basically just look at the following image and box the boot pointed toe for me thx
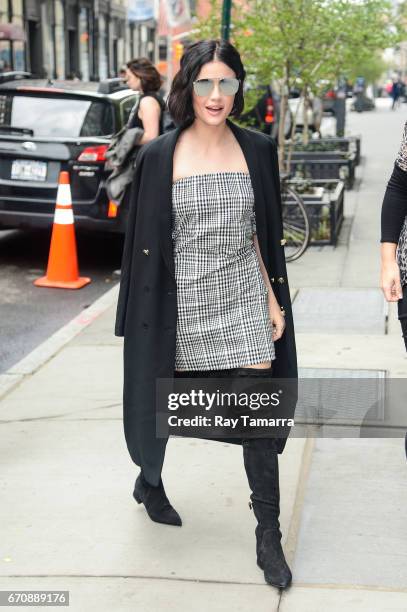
[153,506,182,527]
[259,529,292,589]
[133,472,182,527]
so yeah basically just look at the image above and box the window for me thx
[12,0,25,71]
[120,96,139,125]
[79,7,90,81]
[158,37,167,61]
[41,0,55,77]
[54,0,65,79]
[2,95,114,137]
[98,14,108,80]
[189,0,197,16]
[0,0,11,71]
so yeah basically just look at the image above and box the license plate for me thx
[11,159,47,182]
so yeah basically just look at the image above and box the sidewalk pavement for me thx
[1,99,407,611]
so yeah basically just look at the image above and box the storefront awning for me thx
[0,23,26,42]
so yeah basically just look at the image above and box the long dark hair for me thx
[167,39,246,126]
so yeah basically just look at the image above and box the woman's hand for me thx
[252,234,287,340]
[381,260,403,301]
[268,295,286,341]
[380,243,403,301]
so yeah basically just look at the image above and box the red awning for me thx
[0,23,26,42]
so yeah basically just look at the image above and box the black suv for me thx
[0,75,139,233]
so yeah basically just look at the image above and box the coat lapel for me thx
[158,118,269,281]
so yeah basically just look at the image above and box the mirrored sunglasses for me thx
[193,77,240,97]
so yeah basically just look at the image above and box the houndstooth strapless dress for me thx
[171,171,276,371]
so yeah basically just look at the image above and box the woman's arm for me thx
[138,96,161,144]
[253,233,286,341]
[380,163,407,301]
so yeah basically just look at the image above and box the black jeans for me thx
[398,285,407,352]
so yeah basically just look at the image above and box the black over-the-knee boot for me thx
[243,438,292,589]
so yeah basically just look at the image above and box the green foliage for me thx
[346,53,388,84]
[191,0,398,162]
[191,0,223,41]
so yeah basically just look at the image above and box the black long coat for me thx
[115,118,298,486]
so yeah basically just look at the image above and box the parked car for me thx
[322,88,337,115]
[287,89,323,134]
[240,83,293,139]
[0,75,139,233]
[320,80,354,115]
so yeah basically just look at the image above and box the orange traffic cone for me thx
[34,171,91,289]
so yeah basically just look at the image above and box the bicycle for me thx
[280,173,311,262]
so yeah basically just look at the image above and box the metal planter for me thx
[287,150,356,189]
[288,179,345,246]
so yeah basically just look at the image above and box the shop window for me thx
[158,37,167,61]
[79,7,90,81]
[98,14,108,80]
[40,0,55,77]
[54,0,65,79]
[11,0,25,71]
[0,41,11,72]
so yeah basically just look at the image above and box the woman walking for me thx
[111,58,166,272]
[115,39,298,589]
[122,57,166,202]
[123,57,166,144]
[380,120,407,457]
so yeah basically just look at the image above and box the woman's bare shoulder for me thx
[139,95,162,112]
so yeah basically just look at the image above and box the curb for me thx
[0,285,297,401]
[0,283,120,401]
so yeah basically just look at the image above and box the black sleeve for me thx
[380,162,407,244]
[269,138,284,226]
[114,150,146,337]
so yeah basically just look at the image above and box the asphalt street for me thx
[0,227,123,373]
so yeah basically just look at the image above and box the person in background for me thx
[123,57,166,145]
[112,58,166,277]
[380,120,407,458]
[390,78,403,110]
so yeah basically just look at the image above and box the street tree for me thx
[192,0,398,168]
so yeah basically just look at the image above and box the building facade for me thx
[0,0,156,80]
[0,0,216,83]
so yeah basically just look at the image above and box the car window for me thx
[120,96,139,125]
[0,94,114,137]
